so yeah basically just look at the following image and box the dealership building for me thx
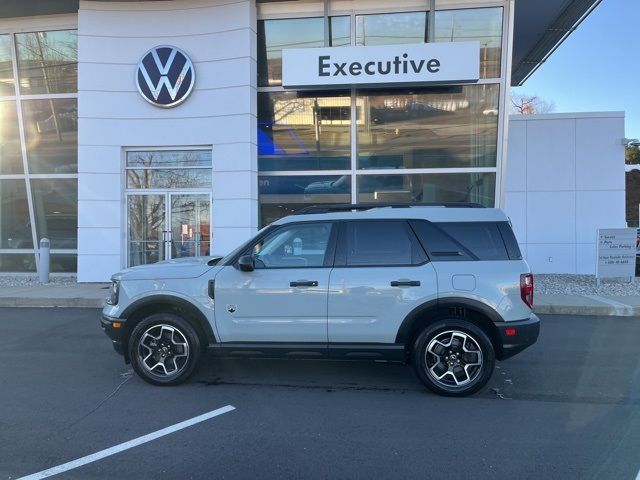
[0,0,624,282]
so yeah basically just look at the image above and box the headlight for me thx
[106,280,120,305]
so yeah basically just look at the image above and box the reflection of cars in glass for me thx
[482,108,498,116]
[102,203,539,397]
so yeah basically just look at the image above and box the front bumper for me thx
[100,313,126,356]
[495,313,540,360]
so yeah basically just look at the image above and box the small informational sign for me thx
[596,228,637,279]
[282,42,480,88]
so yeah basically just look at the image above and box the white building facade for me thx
[0,0,617,281]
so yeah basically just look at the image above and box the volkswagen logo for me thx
[136,45,195,108]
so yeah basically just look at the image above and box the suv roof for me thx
[274,204,509,225]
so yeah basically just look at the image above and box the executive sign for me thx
[136,46,195,108]
[282,42,480,88]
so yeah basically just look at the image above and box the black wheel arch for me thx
[119,295,216,363]
[396,298,505,360]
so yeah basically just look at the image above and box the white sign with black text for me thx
[596,228,636,279]
[282,42,480,88]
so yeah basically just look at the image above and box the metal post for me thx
[39,238,50,284]
[323,0,329,47]
[428,0,436,42]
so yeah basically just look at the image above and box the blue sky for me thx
[513,0,639,137]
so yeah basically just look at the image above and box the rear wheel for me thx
[412,319,495,396]
[128,313,202,386]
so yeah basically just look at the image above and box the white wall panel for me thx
[575,117,626,190]
[78,0,257,281]
[525,119,576,191]
[78,29,256,64]
[213,227,257,255]
[506,113,625,274]
[80,88,254,119]
[78,201,121,228]
[79,58,256,92]
[78,173,121,201]
[527,244,576,274]
[77,145,122,174]
[505,120,526,192]
[79,1,254,37]
[503,191,526,244]
[78,227,121,255]
[77,255,121,282]
[526,191,575,244]
[79,116,256,147]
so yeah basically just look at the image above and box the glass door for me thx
[169,193,211,259]
[127,194,166,267]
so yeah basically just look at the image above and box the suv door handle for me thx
[290,280,319,287]
[390,280,421,287]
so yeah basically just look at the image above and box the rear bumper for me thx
[100,313,126,356]
[495,313,540,360]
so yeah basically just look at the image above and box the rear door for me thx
[327,220,438,344]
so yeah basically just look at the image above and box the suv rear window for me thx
[410,221,518,261]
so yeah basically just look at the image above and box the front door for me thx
[126,192,211,267]
[213,221,336,342]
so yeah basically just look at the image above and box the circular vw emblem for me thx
[136,45,195,108]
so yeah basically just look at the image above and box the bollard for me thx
[39,237,50,284]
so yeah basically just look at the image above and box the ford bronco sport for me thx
[101,203,539,396]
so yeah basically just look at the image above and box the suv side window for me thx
[252,222,334,268]
[338,220,427,267]
[410,220,510,261]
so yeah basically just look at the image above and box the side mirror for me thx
[238,255,255,272]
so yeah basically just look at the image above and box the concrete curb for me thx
[534,304,640,317]
[0,298,105,308]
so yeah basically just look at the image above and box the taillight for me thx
[520,273,534,309]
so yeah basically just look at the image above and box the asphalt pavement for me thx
[1,309,640,480]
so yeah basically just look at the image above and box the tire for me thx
[128,313,202,386]
[412,319,495,397]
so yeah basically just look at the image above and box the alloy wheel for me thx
[424,330,483,388]
[137,324,190,377]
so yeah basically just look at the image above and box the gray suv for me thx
[101,203,539,396]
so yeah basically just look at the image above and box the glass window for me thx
[0,101,24,174]
[16,30,77,94]
[0,35,14,95]
[126,150,212,168]
[436,222,508,260]
[357,172,495,206]
[51,254,77,272]
[0,179,32,249]
[259,175,351,227]
[357,85,499,169]
[435,7,503,79]
[126,169,212,189]
[30,178,77,249]
[344,221,413,266]
[356,12,428,46]
[22,98,77,174]
[258,16,350,87]
[0,253,37,272]
[253,222,333,268]
[258,91,351,171]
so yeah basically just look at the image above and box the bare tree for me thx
[510,92,555,115]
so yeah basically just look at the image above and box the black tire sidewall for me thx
[412,319,495,397]
[128,313,202,386]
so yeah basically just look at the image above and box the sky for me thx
[512,0,639,137]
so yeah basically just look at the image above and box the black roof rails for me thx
[293,202,486,215]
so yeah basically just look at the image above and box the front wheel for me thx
[412,319,495,397]
[128,313,202,386]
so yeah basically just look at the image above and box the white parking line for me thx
[17,405,236,480]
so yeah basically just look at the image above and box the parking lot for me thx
[2,308,640,479]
